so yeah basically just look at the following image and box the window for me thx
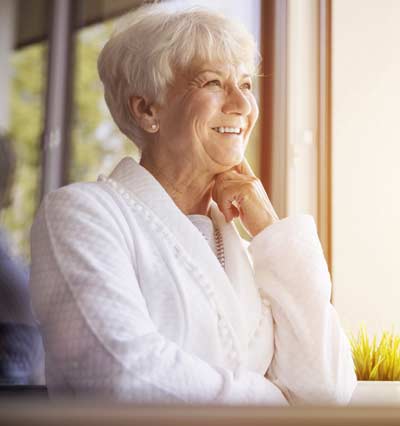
[70,20,138,183]
[1,1,47,261]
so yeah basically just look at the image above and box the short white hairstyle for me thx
[98,3,260,150]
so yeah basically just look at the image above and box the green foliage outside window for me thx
[2,43,45,261]
[71,23,137,184]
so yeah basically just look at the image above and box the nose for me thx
[221,86,252,116]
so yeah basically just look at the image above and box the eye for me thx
[205,79,222,87]
[240,82,252,90]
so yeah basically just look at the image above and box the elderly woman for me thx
[30,4,356,404]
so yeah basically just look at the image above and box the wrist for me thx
[248,216,279,237]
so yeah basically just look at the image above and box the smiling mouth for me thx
[212,127,243,135]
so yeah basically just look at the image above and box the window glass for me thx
[1,41,47,261]
[0,0,47,385]
[70,20,138,183]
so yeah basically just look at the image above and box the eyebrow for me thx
[196,69,251,79]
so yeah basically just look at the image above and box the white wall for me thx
[332,0,400,336]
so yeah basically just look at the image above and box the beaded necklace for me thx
[214,226,225,269]
[188,215,225,270]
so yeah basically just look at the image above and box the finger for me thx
[229,203,240,219]
[213,175,255,204]
[213,176,244,203]
[212,185,233,222]
[212,183,237,222]
[215,169,240,180]
[214,172,254,186]
[213,181,249,222]
[234,157,256,177]
[221,198,240,222]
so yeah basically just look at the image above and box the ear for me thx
[128,95,159,132]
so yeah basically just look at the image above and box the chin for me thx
[206,142,245,169]
[215,151,244,169]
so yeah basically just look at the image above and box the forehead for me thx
[186,61,251,80]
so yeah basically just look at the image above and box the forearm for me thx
[249,215,357,405]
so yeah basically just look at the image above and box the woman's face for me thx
[155,61,259,171]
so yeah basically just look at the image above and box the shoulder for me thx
[32,181,127,238]
[42,180,122,216]
[43,181,115,210]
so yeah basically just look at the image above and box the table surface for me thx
[1,402,400,426]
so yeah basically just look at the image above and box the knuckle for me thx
[244,180,256,190]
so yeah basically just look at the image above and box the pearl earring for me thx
[151,124,157,130]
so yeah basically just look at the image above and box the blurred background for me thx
[0,0,399,385]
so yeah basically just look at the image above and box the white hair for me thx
[97,2,260,150]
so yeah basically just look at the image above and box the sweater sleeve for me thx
[248,215,357,406]
[30,184,288,405]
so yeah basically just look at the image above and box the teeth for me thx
[214,127,241,134]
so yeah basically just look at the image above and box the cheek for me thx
[189,97,220,133]
[242,98,259,146]
[249,95,259,126]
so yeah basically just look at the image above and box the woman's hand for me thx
[212,158,279,237]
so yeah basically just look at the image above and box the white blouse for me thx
[29,157,357,405]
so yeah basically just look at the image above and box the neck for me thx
[140,149,214,216]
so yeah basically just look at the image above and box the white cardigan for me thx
[30,157,357,405]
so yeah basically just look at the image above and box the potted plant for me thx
[349,325,400,405]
